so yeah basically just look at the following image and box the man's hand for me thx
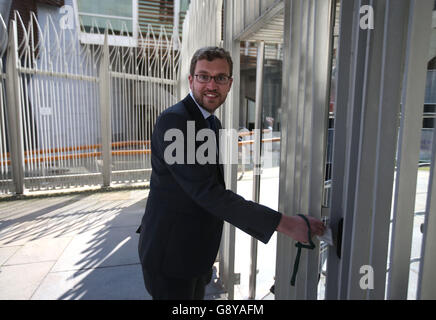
[276,214,325,243]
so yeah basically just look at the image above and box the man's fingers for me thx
[316,226,326,236]
[317,223,326,235]
[317,224,326,236]
[310,221,326,237]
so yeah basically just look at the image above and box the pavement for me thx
[0,167,430,300]
[0,188,225,300]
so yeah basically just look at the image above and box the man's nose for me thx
[206,78,219,89]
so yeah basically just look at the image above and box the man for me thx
[137,47,325,300]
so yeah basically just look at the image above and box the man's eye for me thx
[199,75,210,81]
[216,76,226,82]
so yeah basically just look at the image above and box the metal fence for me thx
[223,0,436,301]
[0,14,9,194]
[0,11,180,195]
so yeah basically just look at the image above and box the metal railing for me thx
[426,70,436,104]
[0,11,180,195]
[0,14,9,194]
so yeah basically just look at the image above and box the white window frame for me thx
[73,0,138,47]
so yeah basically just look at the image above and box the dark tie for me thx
[207,115,219,149]
[207,115,220,164]
[207,116,224,183]
[207,115,217,134]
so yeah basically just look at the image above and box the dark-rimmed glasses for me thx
[194,74,231,85]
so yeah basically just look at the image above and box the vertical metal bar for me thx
[5,20,24,194]
[173,0,180,50]
[336,0,370,300]
[99,33,111,187]
[275,0,333,299]
[294,0,311,299]
[249,40,264,300]
[387,0,432,300]
[346,0,387,299]
[275,0,300,300]
[306,0,333,299]
[114,49,120,184]
[275,0,290,299]
[0,76,8,192]
[367,0,410,300]
[0,14,8,193]
[325,0,355,299]
[81,44,92,185]
[220,0,239,300]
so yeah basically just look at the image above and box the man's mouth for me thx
[204,92,219,98]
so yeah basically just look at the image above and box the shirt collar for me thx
[190,91,212,120]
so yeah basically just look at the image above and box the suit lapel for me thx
[182,94,208,131]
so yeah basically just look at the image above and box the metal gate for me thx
[0,11,180,195]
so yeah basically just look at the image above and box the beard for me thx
[191,87,227,114]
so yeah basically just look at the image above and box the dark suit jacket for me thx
[137,94,281,278]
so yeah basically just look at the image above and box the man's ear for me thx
[188,75,193,90]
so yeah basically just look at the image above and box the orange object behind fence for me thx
[1,132,280,166]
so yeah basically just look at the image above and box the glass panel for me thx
[77,0,133,34]
[180,0,190,12]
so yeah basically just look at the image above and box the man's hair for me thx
[190,47,233,77]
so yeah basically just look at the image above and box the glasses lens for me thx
[196,75,210,83]
[216,76,228,84]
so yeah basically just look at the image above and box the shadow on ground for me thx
[0,190,226,300]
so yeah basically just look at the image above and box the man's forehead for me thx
[195,58,230,73]
[196,70,228,75]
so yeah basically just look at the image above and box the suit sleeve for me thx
[153,112,282,244]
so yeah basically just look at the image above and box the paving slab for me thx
[4,237,73,266]
[31,263,150,300]
[0,196,86,222]
[51,226,140,272]
[0,261,55,300]
[109,212,143,229]
[0,246,21,265]
[0,196,91,246]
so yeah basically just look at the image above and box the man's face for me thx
[188,58,233,114]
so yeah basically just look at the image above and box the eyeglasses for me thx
[194,74,231,85]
